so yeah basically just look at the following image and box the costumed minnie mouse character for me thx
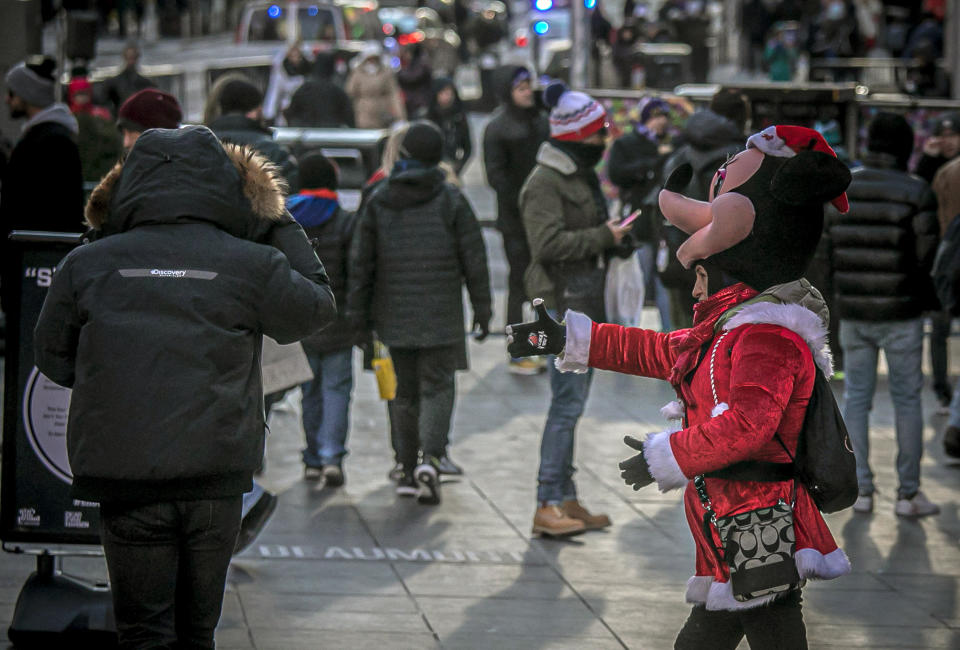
[507,125,854,648]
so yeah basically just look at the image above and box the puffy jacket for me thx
[827,152,940,321]
[208,113,300,192]
[33,126,336,503]
[482,66,549,235]
[607,128,665,242]
[288,193,357,354]
[347,163,491,353]
[520,141,616,321]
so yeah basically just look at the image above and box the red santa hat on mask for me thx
[746,125,849,213]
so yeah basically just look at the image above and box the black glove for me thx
[505,298,565,357]
[618,435,655,491]
[472,315,491,342]
[664,162,693,193]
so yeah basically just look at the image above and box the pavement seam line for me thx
[466,477,631,650]
[347,499,444,648]
[234,589,258,649]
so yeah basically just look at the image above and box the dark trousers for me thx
[674,590,807,650]
[391,346,457,471]
[930,310,951,398]
[100,497,243,650]
[501,230,532,327]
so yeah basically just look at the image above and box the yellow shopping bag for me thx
[371,340,397,401]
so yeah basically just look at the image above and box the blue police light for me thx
[584,0,596,7]
[534,20,549,35]
[268,4,281,18]
[384,36,397,49]
[308,5,319,16]
[534,0,553,11]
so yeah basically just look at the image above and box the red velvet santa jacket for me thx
[558,282,850,611]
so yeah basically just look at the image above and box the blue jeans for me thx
[637,241,671,331]
[537,355,594,504]
[839,318,924,499]
[300,348,354,468]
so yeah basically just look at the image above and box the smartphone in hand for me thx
[620,209,641,227]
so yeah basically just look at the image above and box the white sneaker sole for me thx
[415,465,440,505]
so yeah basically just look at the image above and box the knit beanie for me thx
[299,151,339,190]
[399,120,444,165]
[5,58,56,108]
[218,78,263,114]
[543,81,606,141]
[867,112,914,169]
[117,88,182,131]
[639,96,671,125]
[933,111,960,136]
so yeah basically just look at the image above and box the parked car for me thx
[237,0,383,51]
[377,6,460,74]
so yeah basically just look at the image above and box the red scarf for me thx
[667,282,758,386]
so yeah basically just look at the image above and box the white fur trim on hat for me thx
[746,125,796,158]
[643,430,687,491]
[555,310,592,374]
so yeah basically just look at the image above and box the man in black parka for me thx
[482,66,549,373]
[348,121,491,505]
[34,126,336,649]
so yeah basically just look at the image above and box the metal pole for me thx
[571,0,587,89]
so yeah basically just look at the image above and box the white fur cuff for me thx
[643,430,688,492]
[554,310,592,374]
[795,547,851,580]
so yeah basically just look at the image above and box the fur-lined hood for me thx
[85,125,287,240]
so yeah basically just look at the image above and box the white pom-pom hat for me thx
[544,82,607,142]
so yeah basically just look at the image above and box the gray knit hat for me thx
[6,60,56,108]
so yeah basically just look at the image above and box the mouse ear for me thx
[769,150,852,209]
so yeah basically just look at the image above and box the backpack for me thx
[931,213,960,316]
[780,370,858,513]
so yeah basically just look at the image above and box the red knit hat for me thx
[746,125,849,213]
[117,88,182,132]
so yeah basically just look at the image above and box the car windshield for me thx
[298,6,338,41]
[342,4,380,40]
[378,8,419,34]
[246,6,290,41]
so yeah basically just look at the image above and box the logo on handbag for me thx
[528,331,548,350]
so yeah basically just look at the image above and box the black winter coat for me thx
[347,165,491,356]
[0,113,85,310]
[284,80,355,128]
[482,66,549,235]
[33,126,336,503]
[209,114,300,192]
[827,152,940,321]
[607,129,665,242]
[426,83,472,175]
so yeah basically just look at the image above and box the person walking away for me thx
[658,90,748,330]
[914,113,960,409]
[397,43,434,118]
[425,77,472,176]
[482,66,550,374]
[207,77,300,192]
[828,113,941,517]
[930,154,960,458]
[68,76,123,184]
[101,43,155,116]
[284,52,355,128]
[288,152,358,485]
[34,125,336,648]
[347,121,491,504]
[608,96,674,330]
[521,82,632,537]
[1,57,83,311]
[346,44,405,129]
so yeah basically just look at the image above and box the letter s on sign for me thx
[37,268,53,287]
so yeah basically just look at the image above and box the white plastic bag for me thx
[604,254,646,327]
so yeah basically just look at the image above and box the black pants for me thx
[100,497,243,650]
[391,346,457,471]
[930,310,951,398]
[674,590,807,650]
[501,229,532,328]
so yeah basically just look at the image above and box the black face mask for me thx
[555,140,606,170]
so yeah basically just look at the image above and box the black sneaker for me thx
[322,465,344,487]
[415,460,441,505]
[234,491,278,554]
[304,466,323,481]
[395,471,418,497]
[945,425,960,459]
[436,455,463,476]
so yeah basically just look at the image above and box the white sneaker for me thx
[894,491,940,517]
[853,493,873,513]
